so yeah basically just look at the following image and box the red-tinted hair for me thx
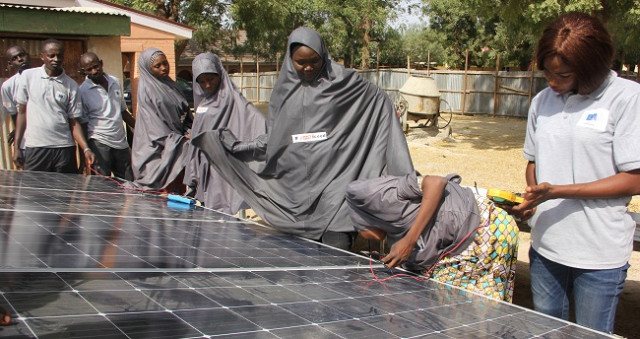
[535,12,614,95]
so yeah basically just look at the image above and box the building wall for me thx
[121,23,180,116]
[86,36,124,83]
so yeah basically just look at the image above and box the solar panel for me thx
[0,170,612,338]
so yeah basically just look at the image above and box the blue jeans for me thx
[529,248,628,333]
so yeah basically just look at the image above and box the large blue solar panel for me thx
[0,170,612,338]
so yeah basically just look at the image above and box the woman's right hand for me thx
[517,183,552,209]
[382,237,415,268]
[12,147,24,169]
[511,182,552,219]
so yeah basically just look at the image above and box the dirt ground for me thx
[406,115,640,338]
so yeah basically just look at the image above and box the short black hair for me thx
[41,39,64,53]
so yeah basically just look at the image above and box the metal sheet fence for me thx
[356,69,551,118]
[228,68,553,118]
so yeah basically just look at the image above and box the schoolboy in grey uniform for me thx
[1,45,30,154]
[78,52,135,180]
[13,39,94,173]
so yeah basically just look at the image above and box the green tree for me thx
[107,0,228,60]
[424,0,501,69]
[230,0,401,69]
[322,0,400,69]
[230,0,324,62]
[398,25,446,68]
[374,26,405,67]
[461,0,640,69]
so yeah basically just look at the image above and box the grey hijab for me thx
[131,47,190,190]
[345,173,481,271]
[192,27,413,239]
[184,53,266,213]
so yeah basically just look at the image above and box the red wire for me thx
[88,166,167,195]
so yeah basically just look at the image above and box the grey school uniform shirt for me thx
[15,65,83,148]
[192,27,414,240]
[78,74,129,150]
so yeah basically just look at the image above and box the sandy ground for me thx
[406,115,639,338]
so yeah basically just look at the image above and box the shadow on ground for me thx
[407,114,528,151]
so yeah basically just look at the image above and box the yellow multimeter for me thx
[486,189,524,205]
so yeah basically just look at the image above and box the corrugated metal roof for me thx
[88,0,195,31]
[0,3,128,17]
[1,3,131,36]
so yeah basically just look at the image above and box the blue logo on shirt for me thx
[586,113,597,121]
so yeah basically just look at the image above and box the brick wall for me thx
[120,23,180,116]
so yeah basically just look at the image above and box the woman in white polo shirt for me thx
[513,12,640,333]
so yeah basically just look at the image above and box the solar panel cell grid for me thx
[0,171,612,338]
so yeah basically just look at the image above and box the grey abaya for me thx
[131,48,190,191]
[184,53,266,214]
[192,27,413,240]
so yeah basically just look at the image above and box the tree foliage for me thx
[423,0,640,70]
[230,0,324,61]
[230,0,400,69]
[323,0,400,68]
[107,0,229,59]
[392,25,446,68]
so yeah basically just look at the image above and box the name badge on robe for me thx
[196,106,208,114]
[291,132,327,143]
[577,109,609,132]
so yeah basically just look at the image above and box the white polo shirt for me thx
[524,71,640,269]
[1,72,26,150]
[16,66,83,148]
[79,74,128,149]
[2,72,21,116]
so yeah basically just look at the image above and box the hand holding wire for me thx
[381,237,414,268]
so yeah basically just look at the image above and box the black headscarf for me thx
[192,27,413,239]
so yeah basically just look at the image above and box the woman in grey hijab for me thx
[183,53,266,213]
[192,27,413,250]
[131,47,191,192]
[345,172,519,302]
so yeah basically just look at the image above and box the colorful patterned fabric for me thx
[429,195,519,302]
